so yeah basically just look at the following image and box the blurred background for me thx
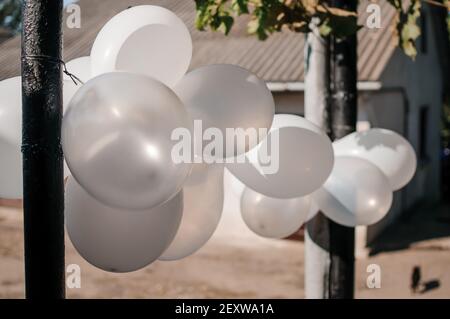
[0,0,449,298]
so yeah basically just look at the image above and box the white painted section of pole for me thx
[304,22,330,299]
[304,27,328,129]
[266,81,382,92]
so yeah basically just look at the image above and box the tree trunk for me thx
[304,0,358,299]
[21,0,65,299]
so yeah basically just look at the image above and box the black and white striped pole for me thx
[21,0,65,299]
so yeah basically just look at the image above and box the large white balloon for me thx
[160,163,224,261]
[65,177,183,273]
[311,156,393,227]
[0,73,80,199]
[90,5,192,88]
[0,138,22,199]
[305,201,320,223]
[174,64,275,158]
[226,114,334,198]
[224,167,245,198]
[0,77,22,198]
[333,128,417,190]
[0,77,21,145]
[63,56,91,111]
[240,187,310,238]
[62,72,192,210]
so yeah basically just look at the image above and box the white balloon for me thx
[240,187,310,238]
[311,156,393,227]
[226,114,334,198]
[305,201,319,223]
[224,167,245,198]
[0,77,21,145]
[90,5,192,88]
[160,163,224,261]
[174,64,275,158]
[0,75,83,199]
[0,138,22,199]
[0,77,22,198]
[63,56,91,111]
[65,177,183,273]
[62,72,192,210]
[333,128,417,190]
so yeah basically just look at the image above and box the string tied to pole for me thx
[22,54,84,85]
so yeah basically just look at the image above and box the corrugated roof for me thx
[0,0,398,82]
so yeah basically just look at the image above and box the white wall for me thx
[378,4,443,207]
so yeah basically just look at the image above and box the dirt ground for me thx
[1,197,450,299]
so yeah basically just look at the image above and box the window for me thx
[419,106,429,161]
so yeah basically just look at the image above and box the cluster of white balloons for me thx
[59,5,280,272]
[0,5,271,272]
[0,5,417,273]
[226,113,335,238]
[313,128,417,227]
[230,126,417,239]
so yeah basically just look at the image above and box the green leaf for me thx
[319,19,332,36]
[247,19,260,34]
[318,13,360,39]
[399,0,421,59]
[219,15,235,35]
[232,0,249,14]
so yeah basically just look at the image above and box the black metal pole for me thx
[21,0,65,299]
[327,0,358,298]
[306,0,357,299]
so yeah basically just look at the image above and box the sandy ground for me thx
[1,191,450,299]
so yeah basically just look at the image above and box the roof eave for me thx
[266,81,382,92]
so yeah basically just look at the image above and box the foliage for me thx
[195,0,358,40]
[0,0,22,34]
[388,0,422,59]
[195,0,449,59]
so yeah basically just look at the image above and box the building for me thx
[0,0,446,244]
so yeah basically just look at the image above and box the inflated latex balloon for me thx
[90,5,192,87]
[224,167,245,198]
[333,128,417,190]
[0,138,22,199]
[305,201,319,223]
[0,77,21,145]
[226,114,334,198]
[0,77,22,198]
[240,187,310,238]
[311,156,393,227]
[160,163,224,261]
[63,56,91,110]
[65,177,183,273]
[174,64,275,158]
[62,72,192,210]
[0,76,72,199]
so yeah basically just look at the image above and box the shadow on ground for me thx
[369,202,450,256]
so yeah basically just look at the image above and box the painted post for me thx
[21,0,65,298]
[327,0,358,298]
[305,0,358,299]
[304,19,333,299]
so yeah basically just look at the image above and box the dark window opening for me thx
[420,10,427,54]
[419,106,429,161]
